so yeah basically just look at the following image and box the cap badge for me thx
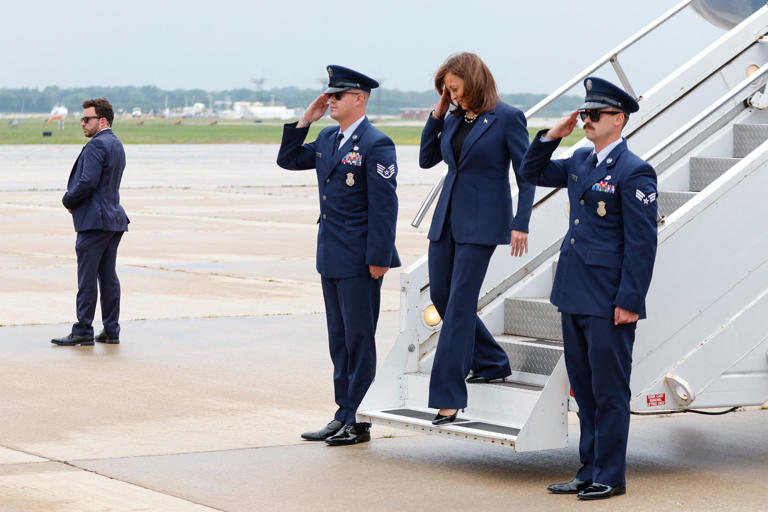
[327,67,333,76]
[586,79,593,91]
[597,201,607,217]
[346,172,355,187]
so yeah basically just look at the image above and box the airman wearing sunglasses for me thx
[519,76,658,500]
[277,65,400,446]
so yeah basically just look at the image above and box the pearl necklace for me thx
[464,112,477,124]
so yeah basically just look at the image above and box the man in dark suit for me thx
[519,77,657,500]
[51,98,129,346]
[276,65,400,446]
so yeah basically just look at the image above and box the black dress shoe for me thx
[466,374,508,384]
[431,410,458,425]
[301,420,343,441]
[325,424,370,446]
[547,478,592,494]
[94,331,120,344]
[51,333,94,346]
[577,483,626,500]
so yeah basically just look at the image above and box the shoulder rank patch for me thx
[635,189,657,205]
[376,163,396,179]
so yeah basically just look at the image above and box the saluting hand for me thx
[546,110,580,140]
[510,230,528,257]
[614,306,639,325]
[432,87,451,119]
[299,94,331,126]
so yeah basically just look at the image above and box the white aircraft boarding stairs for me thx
[358,1,768,451]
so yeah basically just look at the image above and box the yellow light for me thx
[423,304,442,327]
[747,64,761,85]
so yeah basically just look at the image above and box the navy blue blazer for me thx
[62,129,129,233]
[519,131,657,318]
[419,103,535,245]
[276,117,401,278]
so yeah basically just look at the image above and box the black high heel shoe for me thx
[432,410,458,425]
[466,374,509,384]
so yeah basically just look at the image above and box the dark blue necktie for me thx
[591,153,598,167]
[333,132,344,154]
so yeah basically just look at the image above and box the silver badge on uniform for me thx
[597,201,607,217]
[353,145,359,151]
[346,172,355,187]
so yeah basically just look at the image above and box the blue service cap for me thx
[324,65,379,94]
[580,76,639,113]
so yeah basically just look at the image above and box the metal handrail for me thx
[411,0,693,228]
[643,63,768,163]
[410,170,446,228]
[524,0,693,119]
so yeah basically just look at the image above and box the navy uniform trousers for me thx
[321,275,383,425]
[563,313,635,487]
[427,215,511,409]
[72,230,124,338]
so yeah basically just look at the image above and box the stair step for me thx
[504,297,562,341]
[495,334,563,377]
[733,124,768,158]
[358,408,519,445]
[658,191,696,217]
[689,157,740,192]
[396,372,542,430]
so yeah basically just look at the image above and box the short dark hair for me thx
[82,97,114,126]
[622,113,630,128]
[434,52,500,116]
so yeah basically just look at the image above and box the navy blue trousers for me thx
[72,230,123,338]
[427,220,511,409]
[562,313,636,487]
[321,274,382,426]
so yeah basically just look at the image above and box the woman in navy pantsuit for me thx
[419,53,535,424]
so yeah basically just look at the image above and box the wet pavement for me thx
[0,145,766,511]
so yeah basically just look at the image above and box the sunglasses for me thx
[331,91,360,101]
[579,110,623,122]
[80,115,103,124]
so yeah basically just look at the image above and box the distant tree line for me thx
[0,85,581,117]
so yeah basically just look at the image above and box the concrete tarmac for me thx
[0,144,766,511]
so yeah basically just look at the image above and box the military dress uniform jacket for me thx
[519,132,657,319]
[419,103,535,245]
[276,117,400,278]
[62,129,129,233]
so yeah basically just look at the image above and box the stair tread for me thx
[406,371,543,391]
[494,334,563,347]
[366,408,521,438]
[507,297,551,303]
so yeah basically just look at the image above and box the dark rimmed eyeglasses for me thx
[80,115,103,124]
[579,110,623,122]
[331,91,360,101]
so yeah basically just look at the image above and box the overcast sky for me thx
[1,1,725,96]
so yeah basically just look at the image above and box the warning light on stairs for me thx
[423,304,442,327]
